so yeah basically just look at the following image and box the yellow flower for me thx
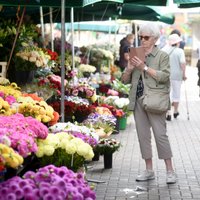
[77,143,94,160]
[44,145,55,156]
[65,142,77,155]
[91,94,97,103]
[35,148,44,158]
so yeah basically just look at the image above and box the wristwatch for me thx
[144,65,148,71]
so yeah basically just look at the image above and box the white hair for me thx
[138,23,161,39]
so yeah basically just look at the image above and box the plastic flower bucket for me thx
[119,116,127,130]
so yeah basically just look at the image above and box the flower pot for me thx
[15,70,35,86]
[92,151,100,161]
[119,116,127,130]
[103,152,113,169]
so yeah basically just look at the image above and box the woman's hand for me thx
[130,56,145,71]
[125,60,135,73]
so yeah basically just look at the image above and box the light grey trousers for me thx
[134,97,173,160]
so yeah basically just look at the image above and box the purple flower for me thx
[0,165,96,200]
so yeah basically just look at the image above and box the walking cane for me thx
[184,80,190,120]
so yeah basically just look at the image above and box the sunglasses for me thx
[139,35,151,41]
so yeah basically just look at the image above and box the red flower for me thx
[47,49,58,61]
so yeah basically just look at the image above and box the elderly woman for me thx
[121,23,176,184]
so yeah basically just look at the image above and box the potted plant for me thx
[94,138,121,169]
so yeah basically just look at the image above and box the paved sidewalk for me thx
[87,66,200,200]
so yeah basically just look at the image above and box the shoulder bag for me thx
[141,73,170,114]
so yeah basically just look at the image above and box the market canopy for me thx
[0,3,175,24]
[173,0,200,7]
[66,3,175,24]
[58,21,119,33]
[124,0,168,6]
[0,0,123,7]
[0,0,167,7]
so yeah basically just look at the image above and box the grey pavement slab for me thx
[86,66,200,200]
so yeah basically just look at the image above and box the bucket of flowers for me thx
[14,46,52,85]
[36,132,94,172]
[94,138,121,169]
[104,96,130,130]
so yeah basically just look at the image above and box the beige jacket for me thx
[121,47,170,111]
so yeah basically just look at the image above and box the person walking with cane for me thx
[162,34,187,121]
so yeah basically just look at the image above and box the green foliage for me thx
[111,79,131,95]
[0,18,16,47]
[38,148,85,172]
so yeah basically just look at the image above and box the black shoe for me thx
[166,115,171,121]
[173,112,179,118]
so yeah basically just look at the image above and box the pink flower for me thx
[0,114,48,157]
[0,92,4,98]
[107,89,119,96]
[5,95,16,105]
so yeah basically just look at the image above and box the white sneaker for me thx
[166,171,176,184]
[136,170,155,181]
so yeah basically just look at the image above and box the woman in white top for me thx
[162,34,187,120]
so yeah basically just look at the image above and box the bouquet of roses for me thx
[15,46,51,71]
[66,83,97,103]
[50,97,95,123]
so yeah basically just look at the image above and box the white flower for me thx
[114,98,129,109]
[78,64,96,73]
[104,96,119,105]
[29,56,37,62]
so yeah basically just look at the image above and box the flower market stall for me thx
[0,12,132,200]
